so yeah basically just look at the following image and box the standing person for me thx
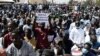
[89,33,100,55]
[96,21,100,42]
[48,28,56,44]
[84,23,91,43]
[23,18,33,37]
[69,17,76,33]
[24,29,36,49]
[34,22,50,49]
[69,21,85,46]
[82,43,96,56]
[33,18,50,56]
[6,30,35,56]
[3,23,13,48]
[63,33,73,56]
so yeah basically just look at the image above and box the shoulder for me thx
[70,22,75,26]
[4,33,9,37]
[23,41,33,49]
[96,42,100,46]
[71,28,77,32]
[4,32,11,37]
[6,43,14,52]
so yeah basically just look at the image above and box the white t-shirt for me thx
[69,22,76,33]
[19,18,24,26]
[69,28,85,44]
[23,24,32,31]
[96,28,100,42]
[0,38,3,48]
[84,27,90,43]
[37,5,43,10]
[6,41,35,56]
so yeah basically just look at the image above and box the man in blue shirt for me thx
[89,34,100,55]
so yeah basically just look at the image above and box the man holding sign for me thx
[36,13,50,27]
[35,12,52,48]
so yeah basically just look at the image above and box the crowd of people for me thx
[0,4,100,56]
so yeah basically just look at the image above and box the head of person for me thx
[82,43,92,54]
[84,14,89,20]
[75,21,80,28]
[89,33,97,43]
[84,43,92,50]
[24,29,32,39]
[43,50,55,56]
[2,18,7,25]
[64,33,69,40]
[26,18,31,25]
[12,29,23,49]
[7,23,12,32]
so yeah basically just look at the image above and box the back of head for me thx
[64,33,69,40]
[75,21,80,27]
[43,50,55,56]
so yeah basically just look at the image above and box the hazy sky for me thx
[47,0,70,4]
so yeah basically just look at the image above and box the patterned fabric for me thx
[6,41,35,56]
[4,32,13,48]
[24,37,36,49]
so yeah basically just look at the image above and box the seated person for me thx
[82,43,96,56]
[89,33,100,55]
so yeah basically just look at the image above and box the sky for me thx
[47,0,70,4]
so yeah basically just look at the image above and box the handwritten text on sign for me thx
[36,13,50,23]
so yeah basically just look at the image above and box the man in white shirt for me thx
[69,21,85,45]
[96,26,100,42]
[6,30,35,56]
[0,37,3,48]
[69,21,76,33]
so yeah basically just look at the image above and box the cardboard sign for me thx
[36,13,50,23]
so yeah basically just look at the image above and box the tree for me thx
[69,0,73,5]
[82,0,94,6]
[96,0,100,5]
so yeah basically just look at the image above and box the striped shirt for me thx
[6,41,35,56]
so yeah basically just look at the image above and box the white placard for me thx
[36,13,50,24]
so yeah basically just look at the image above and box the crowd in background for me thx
[0,4,100,56]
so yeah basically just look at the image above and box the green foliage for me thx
[96,0,100,5]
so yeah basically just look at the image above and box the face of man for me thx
[25,29,32,39]
[90,35,97,43]
[7,23,12,32]
[12,33,23,49]
[26,19,31,25]
[76,21,80,28]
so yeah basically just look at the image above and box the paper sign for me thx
[36,13,50,24]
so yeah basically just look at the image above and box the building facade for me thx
[14,0,47,4]
[29,0,47,4]
[0,0,14,2]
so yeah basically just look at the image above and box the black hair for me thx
[12,28,24,39]
[43,50,55,56]
[75,21,80,27]
[89,27,96,35]
[85,14,89,20]
[64,33,69,40]
[85,43,92,49]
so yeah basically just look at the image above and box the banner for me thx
[36,13,50,24]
